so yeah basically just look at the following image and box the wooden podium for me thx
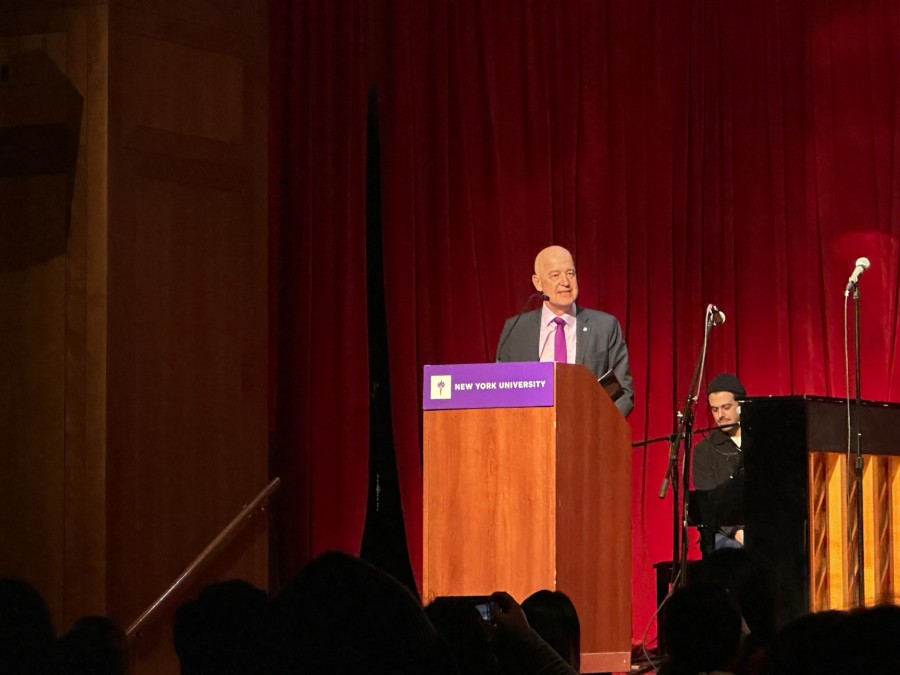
[422,362,632,673]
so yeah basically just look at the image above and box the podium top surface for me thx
[742,394,900,454]
[743,394,900,409]
[423,362,555,410]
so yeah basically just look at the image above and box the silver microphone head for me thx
[845,256,872,295]
[708,304,726,326]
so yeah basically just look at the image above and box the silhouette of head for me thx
[173,579,267,675]
[57,615,128,675]
[0,577,56,675]
[425,597,500,675]
[268,551,458,675]
[663,582,741,674]
[521,589,581,670]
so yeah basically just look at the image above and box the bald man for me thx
[496,246,634,417]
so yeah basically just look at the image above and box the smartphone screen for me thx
[473,600,493,622]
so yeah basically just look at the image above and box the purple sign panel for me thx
[423,362,555,410]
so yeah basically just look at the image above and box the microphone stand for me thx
[851,284,865,606]
[656,306,718,588]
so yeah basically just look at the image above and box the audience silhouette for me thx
[659,581,742,675]
[760,603,900,675]
[173,579,267,675]
[0,577,57,675]
[11,551,900,675]
[694,548,778,674]
[521,589,581,671]
[267,551,458,674]
[57,615,128,675]
[425,596,501,675]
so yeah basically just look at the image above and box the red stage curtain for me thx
[269,0,370,581]
[272,0,900,643]
[376,0,900,641]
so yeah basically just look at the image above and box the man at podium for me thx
[495,245,634,417]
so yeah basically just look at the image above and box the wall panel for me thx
[0,5,267,675]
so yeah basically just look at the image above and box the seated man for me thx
[693,373,746,552]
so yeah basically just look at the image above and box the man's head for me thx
[532,246,578,315]
[707,374,746,437]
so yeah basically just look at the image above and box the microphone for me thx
[845,257,871,295]
[707,304,726,326]
[496,293,548,361]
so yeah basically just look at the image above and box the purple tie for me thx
[553,316,567,363]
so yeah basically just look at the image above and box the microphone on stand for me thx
[496,293,548,361]
[845,257,871,295]
[707,304,726,326]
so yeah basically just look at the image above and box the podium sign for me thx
[423,362,554,410]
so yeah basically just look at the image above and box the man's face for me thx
[708,391,740,435]
[533,247,579,314]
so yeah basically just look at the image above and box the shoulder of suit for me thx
[575,306,618,324]
[503,308,542,330]
[505,308,539,321]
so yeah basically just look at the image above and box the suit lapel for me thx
[576,307,590,364]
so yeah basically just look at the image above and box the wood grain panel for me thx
[118,0,255,45]
[0,9,267,674]
[814,452,900,610]
[122,35,243,142]
[555,365,631,670]
[107,12,268,674]
[870,456,892,604]
[106,175,266,622]
[862,457,876,604]
[77,2,110,622]
[846,454,862,605]
[808,452,829,611]
[0,174,68,618]
[0,4,110,629]
[825,453,847,608]
[891,458,900,602]
[423,407,557,601]
[0,1,100,635]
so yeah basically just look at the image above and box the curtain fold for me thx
[269,0,370,580]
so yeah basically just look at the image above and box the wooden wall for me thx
[0,2,268,673]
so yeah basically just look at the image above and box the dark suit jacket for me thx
[495,305,634,416]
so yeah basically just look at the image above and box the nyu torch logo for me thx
[430,375,451,399]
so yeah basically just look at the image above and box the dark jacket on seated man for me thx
[692,373,747,554]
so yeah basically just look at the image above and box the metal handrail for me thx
[126,476,281,638]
